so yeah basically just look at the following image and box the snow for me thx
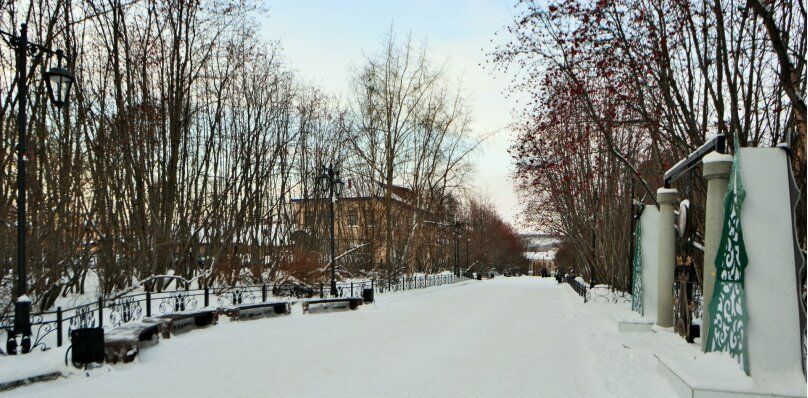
[657,187,678,194]
[659,352,756,392]
[1,278,800,397]
[702,152,733,164]
[0,348,66,386]
[614,309,651,324]
[659,350,806,396]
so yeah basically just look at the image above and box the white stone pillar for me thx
[700,152,732,349]
[656,187,678,328]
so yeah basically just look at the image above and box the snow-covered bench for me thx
[104,321,161,363]
[144,308,218,338]
[219,302,290,321]
[302,297,363,313]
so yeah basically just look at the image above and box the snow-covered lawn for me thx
[2,277,695,397]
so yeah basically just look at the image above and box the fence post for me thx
[146,289,151,317]
[262,284,267,302]
[56,307,62,347]
[204,287,210,307]
[350,282,354,297]
[581,280,587,303]
[320,283,324,298]
[98,298,104,328]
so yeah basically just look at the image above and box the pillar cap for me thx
[656,187,678,205]
[703,152,733,180]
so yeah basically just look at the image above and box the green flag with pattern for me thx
[705,139,750,374]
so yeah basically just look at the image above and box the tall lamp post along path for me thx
[318,164,344,296]
[1,23,74,355]
[424,219,464,277]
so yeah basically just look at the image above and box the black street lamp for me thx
[2,24,74,355]
[424,219,464,277]
[453,220,464,277]
[466,237,470,272]
[318,164,344,296]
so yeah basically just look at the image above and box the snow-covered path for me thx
[4,277,681,397]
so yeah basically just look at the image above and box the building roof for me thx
[524,251,556,261]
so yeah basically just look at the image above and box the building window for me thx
[347,210,358,227]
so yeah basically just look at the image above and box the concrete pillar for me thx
[656,187,678,328]
[700,152,733,349]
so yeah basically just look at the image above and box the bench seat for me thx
[302,297,363,313]
[104,321,161,363]
[144,308,218,338]
[219,302,291,320]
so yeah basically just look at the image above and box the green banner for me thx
[705,141,750,374]
[631,218,644,315]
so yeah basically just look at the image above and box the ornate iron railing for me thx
[559,275,632,305]
[375,274,466,294]
[2,274,468,354]
[586,285,632,304]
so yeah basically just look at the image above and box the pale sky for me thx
[259,0,528,230]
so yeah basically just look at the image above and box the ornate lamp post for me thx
[318,164,344,296]
[1,24,74,355]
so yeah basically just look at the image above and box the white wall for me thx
[641,206,660,323]
[739,148,804,386]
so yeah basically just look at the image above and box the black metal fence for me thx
[375,274,466,293]
[1,274,467,355]
[586,285,632,304]
[564,275,588,302]
[559,275,632,304]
